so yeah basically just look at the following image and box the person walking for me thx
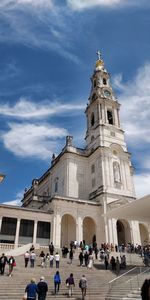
[8,256,16,277]
[45,253,50,268]
[87,253,94,269]
[79,275,87,300]
[66,273,75,298]
[25,278,38,300]
[110,256,116,271]
[141,278,150,300]
[116,256,120,276]
[37,276,48,300]
[30,251,36,268]
[104,255,109,270]
[39,251,45,268]
[84,252,89,267]
[54,271,61,295]
[69,248,74,264]
[79,251,84,266]
[49,242,54,255]
[0,253,7,275]
[24,251,30,268]
[55,252,60,268]
[50,254,54,268]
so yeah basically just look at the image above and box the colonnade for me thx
[0,216,51,248]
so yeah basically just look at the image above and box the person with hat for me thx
[37,276,48,300]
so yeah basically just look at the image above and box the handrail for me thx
[109,267,137,285]
[107,266,150,299]
[126,267,150,289]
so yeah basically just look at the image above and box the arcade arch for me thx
[117,219,131,245]
[61,214,76,247]
[83,217,96,245]
[139,223,149,246]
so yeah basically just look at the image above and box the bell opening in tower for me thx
[107,110,114,125]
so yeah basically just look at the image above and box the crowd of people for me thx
[1,240,150,300]
[23,272,87,300]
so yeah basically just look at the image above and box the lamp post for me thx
[0,174,5,183]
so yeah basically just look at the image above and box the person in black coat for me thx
[37,276,48,300]
[0,253,7,275]
[141,279,150,300]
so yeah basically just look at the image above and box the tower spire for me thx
[96,50,101,61]
[95,50,104,71]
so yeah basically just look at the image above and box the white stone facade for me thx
[0,54,149,248]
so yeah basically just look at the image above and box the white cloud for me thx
[0,98,84,119]
[2,190,23,206]
[1,122,68,159]
[67,0,149,10]
[134,173,150,198]
[0,0,80,64]
[113,62,150,146]
[0,0,53,9]
[67,0,124,10]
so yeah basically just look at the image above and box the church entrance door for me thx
[117,219,131,246]
[83,217,96,245]
[61,214,76,247]
[139,223,149,246]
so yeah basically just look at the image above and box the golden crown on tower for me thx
[95,50,104,68]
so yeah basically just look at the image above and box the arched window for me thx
[54,177,59,193]
[92,93,96,102]
[91,113,95,126]
[103,78,107,85]
[91,135,94,142]
[91,164,95,173]
[113,162,121,183]
[93,79,96,87]
[107,110,113,125]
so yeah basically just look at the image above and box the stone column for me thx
[14,219,21,248]
[49,220,53,244]
[130,221,141,245]
[76,216,83,243]
[112,218,118,246]
[52,216,56,246]
[108,218,113,244]
[0,217,2,232]
[33,220,37,245]
[54,214,61,248]
[103,198,109,243]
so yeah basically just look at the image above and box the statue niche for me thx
[113,161,121,183]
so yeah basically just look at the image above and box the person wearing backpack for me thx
[79,275,87,300]
[66,273,75,298]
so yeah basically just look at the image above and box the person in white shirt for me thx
[24,251,30,268]
[55,252,60,268]
[30,251,36,268]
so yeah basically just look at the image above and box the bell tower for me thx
[85,51,135,204]
[85,51,127,152]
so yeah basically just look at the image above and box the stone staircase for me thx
[0,248,147,300]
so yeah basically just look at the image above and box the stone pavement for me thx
[0,248,148,300]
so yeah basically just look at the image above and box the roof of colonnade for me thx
[106,194,150,222]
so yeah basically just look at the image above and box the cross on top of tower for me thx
[96,50,101,61]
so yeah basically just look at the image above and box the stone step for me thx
[0,250,146,300]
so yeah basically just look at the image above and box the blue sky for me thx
[0,0,150,204]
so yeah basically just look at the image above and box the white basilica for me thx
[0,53,149,248]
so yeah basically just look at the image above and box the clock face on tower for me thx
[104,90,111,98]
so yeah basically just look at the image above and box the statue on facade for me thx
[113,162,121,182]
